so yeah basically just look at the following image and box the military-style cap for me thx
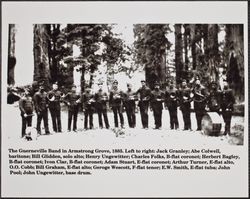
[97,82,103,85]
[141,80,146,83]
[182,79,187,83]
[113,80,118,84]
[154,81,160,86]
[72,84,76,88]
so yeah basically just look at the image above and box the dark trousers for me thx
[84,108,94,129]
[168,109,179,129]
[195,110,205,130]
[181,109,191,130]
[97,109,109,129]
[125,106,136,128]
[21,113,32,137]
[153,108,162,128]
[139,102,149,128]
[68,106,79,131]
[112,106,124,128]
[49,108,62,132]
[222,111,232,134]
[37,109,49,134]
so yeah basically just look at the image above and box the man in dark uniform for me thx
[109,80,124,128]
[19,88,34,137]
[192,78,207,131]
[48,83,62,133]
[207,81,221,112]
[220,82,235,135]
[150,82,164,129]
[179,80,192,131]
[94,82,110,129]
[82,87,95,130]
[33,85,50,135]
[136,80,151,129]
[165,83,179,130]
[64,85,81,132]
[123,83,138,128]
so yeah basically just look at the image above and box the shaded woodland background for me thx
[8,24,244,103]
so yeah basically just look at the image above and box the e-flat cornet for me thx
[47,93,55,101]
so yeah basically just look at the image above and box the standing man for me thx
[64,85,81,132]
[192,78,207,131]
[179,80,192,131]
[123,83,137,128]
[165,83,179,130]
[150,82,164,130]
[82,87,95,130]
[220,82,235,135]
[136,80,151,129]
[95,82,110,129]
[19,88,34,137]
[48,82,62,133]
[207,81,221,112]
[33,85,50,135]
[109,80,124,128]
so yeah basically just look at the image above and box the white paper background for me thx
[1,1,248,197]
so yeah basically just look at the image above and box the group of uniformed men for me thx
[19,77,235,138]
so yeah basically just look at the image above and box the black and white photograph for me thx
[6,23,245,144]
[1,1,248,198]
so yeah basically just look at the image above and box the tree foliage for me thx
[133,24,172,89]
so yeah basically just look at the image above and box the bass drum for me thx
[201,112,223,136]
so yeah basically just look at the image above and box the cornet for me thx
[60,92,65,98]
[47,93,55,101]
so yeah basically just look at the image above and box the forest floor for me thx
[4,102,245,147]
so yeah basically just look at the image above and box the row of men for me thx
[19,78,235,137]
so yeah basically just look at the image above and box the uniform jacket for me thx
[220,89,235,111]
[109,88,124,108]
[165,88,179,110]
[64,91,81,110]
[33,91,48,112]
[150,89,164,110]
[192,85,207,110]
[136,86,151,107]
[48,90,62,110]
[19,96,34,114]
[82,91,95,110]
[123,89,138,108]
[207,89,221,112]
[95,89,109,110]
[179,87,192,110]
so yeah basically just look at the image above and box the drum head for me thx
[202,112,222,136]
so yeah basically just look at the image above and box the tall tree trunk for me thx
[207,24,219,83]
[175,24,184,84]
[189,24,197,70]
[8,24,17,85]
[33,24,51,90]
[225,24,244,102]
[183,25,189,71]
[80,67,85,93]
